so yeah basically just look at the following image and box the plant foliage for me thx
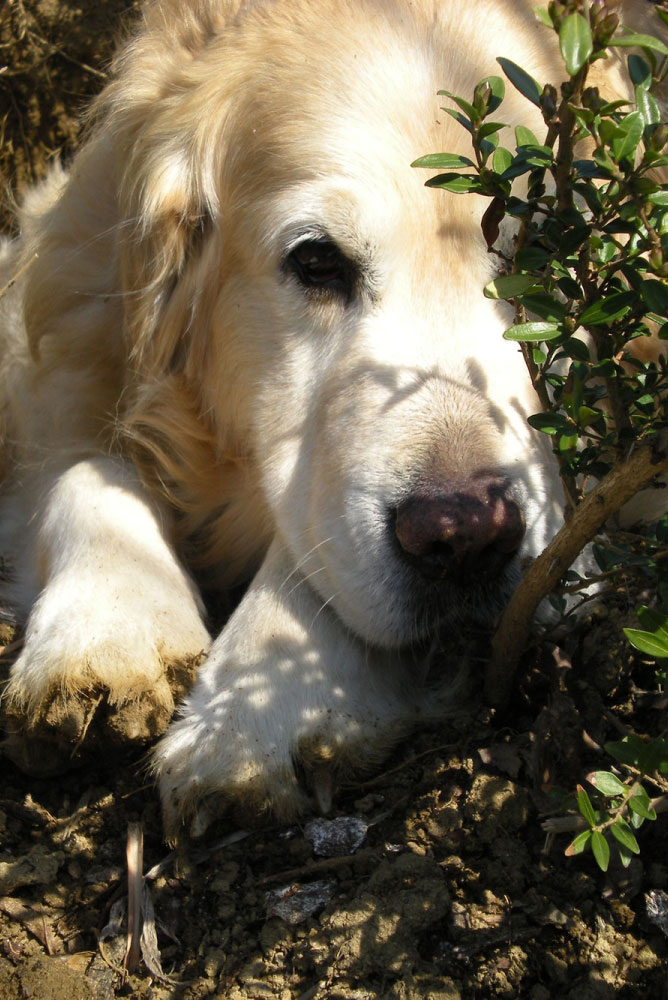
[414,0,668,872]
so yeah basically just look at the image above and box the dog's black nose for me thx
[394,476,525,580]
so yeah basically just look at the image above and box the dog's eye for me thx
[285,238,355,300]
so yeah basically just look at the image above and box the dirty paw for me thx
[3,654,205,775]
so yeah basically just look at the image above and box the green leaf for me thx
[608,32,668,58]
[424,173,484,193]
[515,246,551,269]
[623,628,668,658]
[562,337,591,362]
[479,133,500,159]
[577,405,602,428]
[503,321,561,342]
[519,146,553,166]
[533,6,554,29]
[565,829,592,856]
[628,54,652,89]
[438,90,478,120]
[611,111,644,164]
[558,432,578,452]
[605,735,646,768]
[496,57,542,106]
[528,412,573,435]
[573,159,615,180]
[641,280,668,316]
[610,819,640,855]
[636,391,655,411]
[411,153,476,169]
[636,607,668,636]
[589,771,626,797]
[591,831,610,872]
[579,291,635,325]
[577,785,597,827]
[573,181,603,215]
[560,13,593,76]
[515,124,541,148]
[630,808,645,830]
[647,190,668,207]
[484,274,537,299]
[492,146,513,174]
[617,845,634,869]
[638,738,668,775]
[628,788,657,822]
[519,292,569,322]
[499,157,537,181]
[557,275,584,300]
[636,87,661,129]
[592,147,616,175]
[442,108,474,134]
[479,121,508,139]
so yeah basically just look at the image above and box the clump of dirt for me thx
[2,3,668,998]
[0,652,668,1000]
[1,599,667,1000]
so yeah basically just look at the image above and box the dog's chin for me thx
[392,559,522,650]
[337,557,521,655]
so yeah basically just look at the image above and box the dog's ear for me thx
[115,140,215,377]
[22,6,229,382]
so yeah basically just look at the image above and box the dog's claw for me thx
[189,800,215,839]
[310,765,334,815]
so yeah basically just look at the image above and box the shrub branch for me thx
[485,442,668,706]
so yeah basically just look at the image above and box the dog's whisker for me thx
[309,591,340,631]
[278,536,336,592]
[284,564,328,600]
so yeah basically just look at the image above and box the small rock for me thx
[266,879,336,925]
[304,816,368,857]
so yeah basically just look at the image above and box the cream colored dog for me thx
[0,0,661,839]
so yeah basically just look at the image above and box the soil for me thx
[2,3,668,998]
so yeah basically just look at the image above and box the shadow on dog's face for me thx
[121,0,564,650]
[209,29,561,648]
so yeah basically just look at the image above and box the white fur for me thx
[8,459,208,708]
[0,0,663,836]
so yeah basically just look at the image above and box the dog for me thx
[0,0,663,840]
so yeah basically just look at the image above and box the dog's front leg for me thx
[156,537,427,841]
[4,457,210,773]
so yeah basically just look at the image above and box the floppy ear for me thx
[115,141,214,377]
[22,4,229,379]
[17,4,262,571]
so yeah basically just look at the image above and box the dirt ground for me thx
[2,2,668,998]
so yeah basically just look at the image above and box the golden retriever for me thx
[0,0,663,839]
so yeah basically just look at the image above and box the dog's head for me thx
[33,0,578,647]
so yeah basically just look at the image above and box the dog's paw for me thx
[3,569,210,774]
[155,660,412,842]
[154,541,425,842]
[156,714,311,841]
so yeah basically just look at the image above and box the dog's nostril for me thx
[394,478,525,580]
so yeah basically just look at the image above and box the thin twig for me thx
[257,847,379,887]
[125,822,143,973]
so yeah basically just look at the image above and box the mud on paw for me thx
[2,651,205,776]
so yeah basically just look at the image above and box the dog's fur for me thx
[0,0,664,839]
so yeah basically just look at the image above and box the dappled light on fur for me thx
[0,0,664,838]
